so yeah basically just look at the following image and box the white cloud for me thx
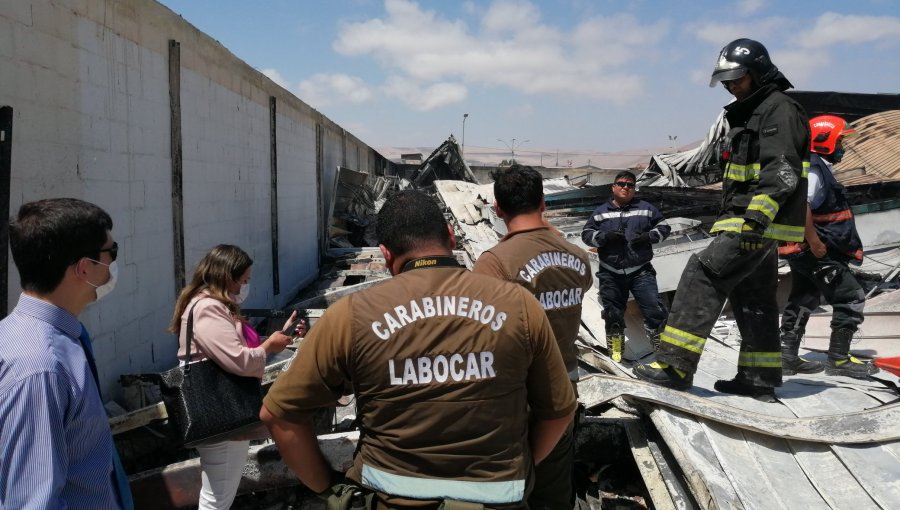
[332,0,667,105]
[792,12,900,48]
[771,49,828,86]
[689,12,900,88]
[297,73,374,109]
[735,0,766,16]
[382,77,468,111]
[507,103,534,119]
[261,68,290,90]
[481,0,542,34]
[689,17,791,47]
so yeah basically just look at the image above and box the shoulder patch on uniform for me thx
[762,125,779,137]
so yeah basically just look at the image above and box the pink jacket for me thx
[176,292,267,378]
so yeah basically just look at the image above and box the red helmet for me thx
[810,115,857,155]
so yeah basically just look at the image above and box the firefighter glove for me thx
[739,221,765,252]
[605,230,626,244]
[631,232,653,246]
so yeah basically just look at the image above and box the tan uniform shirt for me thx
[264,258,576,508]
[473,227,593,379]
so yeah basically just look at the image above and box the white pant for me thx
[196,440,251,509]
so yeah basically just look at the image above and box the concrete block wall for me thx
[0,0,394,398]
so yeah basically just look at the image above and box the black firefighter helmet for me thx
[709,38,788,88]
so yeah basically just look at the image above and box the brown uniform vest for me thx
[474,227,594,378]
[264,256,576,508]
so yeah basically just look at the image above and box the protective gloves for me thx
[739,221,765,252]
[630,232,653,246]
[604,230,626,245]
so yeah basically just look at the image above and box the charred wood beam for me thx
[129,434,359,509]
[114,359,298,436]
[110,402,167,436]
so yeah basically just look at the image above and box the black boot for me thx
[825,328,879,379]
[633,362,693,390]
[714,377,777,403]
[781,330,823,376]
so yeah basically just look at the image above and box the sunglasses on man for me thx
[614,181,636,189]
[97,242,118,262]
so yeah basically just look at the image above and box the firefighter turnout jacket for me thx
[473,226,593,380]
[581,198,671,274]
[264,256,576,509]
[711,83,810,241]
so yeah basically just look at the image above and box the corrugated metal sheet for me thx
[833,109,900,185]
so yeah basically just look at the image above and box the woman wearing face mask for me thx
[168,244,295,509]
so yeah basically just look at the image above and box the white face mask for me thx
[86,260,118,302]
[234,283,250,304]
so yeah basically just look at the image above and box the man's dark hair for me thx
[9,198,113,293]
[376,190,449,256]
[491,164,543,216]
[614,170,637,183]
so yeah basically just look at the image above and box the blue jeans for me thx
[595,264,667,335]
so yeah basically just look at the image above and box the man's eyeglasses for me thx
[98,242,118,262]
[614,181,636,189]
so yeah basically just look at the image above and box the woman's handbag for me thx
[156,302,264,447]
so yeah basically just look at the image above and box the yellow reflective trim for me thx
[710,217,745,233]
[660,326,706,354]
[724,163,761,182]
[764,223,804,242]
[738,351,782,368]
[747,194,779,220]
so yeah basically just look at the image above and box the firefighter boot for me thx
[825,328,879,379]
[781,330,823,376]
[633,362,693,390]
[607,333,624,363]
[714,377,777,403]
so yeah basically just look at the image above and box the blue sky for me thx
[158,0,900,164]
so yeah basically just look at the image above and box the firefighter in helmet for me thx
[778,115,878,379]
[634,38,810,401]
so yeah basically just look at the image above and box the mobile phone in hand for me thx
[281,316,307,336]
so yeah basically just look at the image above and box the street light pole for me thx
[497,138,530,164]
[462,113,469,160]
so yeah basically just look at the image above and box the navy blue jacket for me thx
[581,198,671,273]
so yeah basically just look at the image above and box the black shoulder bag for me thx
[157,302,264,447]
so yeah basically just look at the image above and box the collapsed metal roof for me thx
[639,92,900,189]
[834,110,900,186]
[404,135,478,190]
[637,110,728,187]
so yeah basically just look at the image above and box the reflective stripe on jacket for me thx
[581,198,670,270]
[709,84,810,242]
[362,464,525,504]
